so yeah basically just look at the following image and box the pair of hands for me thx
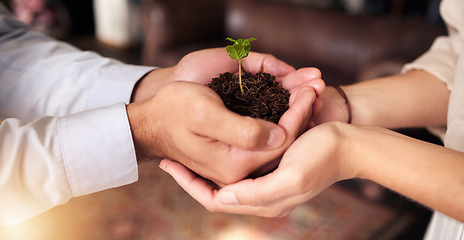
[128,48,324,185]
[128,48,342,217]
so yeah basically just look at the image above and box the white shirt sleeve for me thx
[402,0,464,237]
[0,4,155,120]
[401,0,462,90]
[0,103,138,226]
[400,0,463,141]
[0,4,156,225]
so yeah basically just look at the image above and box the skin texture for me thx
[127,48,325,186]
[159,69,464,222]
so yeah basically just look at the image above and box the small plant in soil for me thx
[207,38,290,124]
[225,37,256,94]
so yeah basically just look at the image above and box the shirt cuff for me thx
[87,64,156,110]
[58,103,137,197]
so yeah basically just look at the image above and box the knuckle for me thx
[189,100,212,127]
[308,67,322,78]
[239,118,265,147]
[159,81,181,96]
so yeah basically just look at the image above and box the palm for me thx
[172,48,242,85]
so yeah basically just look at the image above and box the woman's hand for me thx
[158,122,355,216]
[160,121,464,222]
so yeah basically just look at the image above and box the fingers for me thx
[280,86,317,138]
[195,105,287,150]
[219,169,293,205]
[160,158,299,217]
[160,81,286,150]
[185,84,287,150]
[278,68,324,94]
[159,159,217,206]
[175,49,296,85]
[308,97,324,129]
[243,52,295,77]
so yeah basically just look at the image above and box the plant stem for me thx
[238,58,244,94]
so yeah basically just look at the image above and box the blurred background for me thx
[0,0,447,239]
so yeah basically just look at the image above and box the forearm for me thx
[343,70,449,128]
[347,124,464,221]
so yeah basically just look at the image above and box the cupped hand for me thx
[132,48,324,102]
[159,122,357,217]
[172,47,325,131]
[172,47,295,85]
[128,81,282,185]
[128,79,319,186]
[174,47,324,95]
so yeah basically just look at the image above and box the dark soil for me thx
[207,72,290,124]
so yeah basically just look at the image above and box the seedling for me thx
[226,37,257,94]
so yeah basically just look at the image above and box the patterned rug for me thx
[0,163,406,240]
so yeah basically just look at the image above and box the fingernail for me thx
[220,191,239,205]
[159,161,170,174]
[267,127,285,148]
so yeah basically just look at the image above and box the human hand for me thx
[158,122,357,217]
[131,48,324,104]
[128,78,320,186]
[310,86,351,125]
[175,48,325,132]
[171,48,325,181]
[173,48,326,132]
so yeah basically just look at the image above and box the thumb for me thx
[196,102,287,150]
[278,67,323,91]
[217,167,293,207]
[280,86,317,138]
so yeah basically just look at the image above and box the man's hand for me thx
[128,82,283,184]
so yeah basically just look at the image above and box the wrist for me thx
[333,123,364,180]
[126,99,164,164]
[315,122,361,182]
[331,85,351,123]
[315,86,352,124]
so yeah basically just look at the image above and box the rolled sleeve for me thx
[402,36,459,90]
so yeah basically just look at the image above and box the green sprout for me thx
[226,37,257,94]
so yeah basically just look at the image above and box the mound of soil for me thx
[207,72,290,124]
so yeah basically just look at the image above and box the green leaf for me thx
[226,37,257,60]
[225,37,257,95]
